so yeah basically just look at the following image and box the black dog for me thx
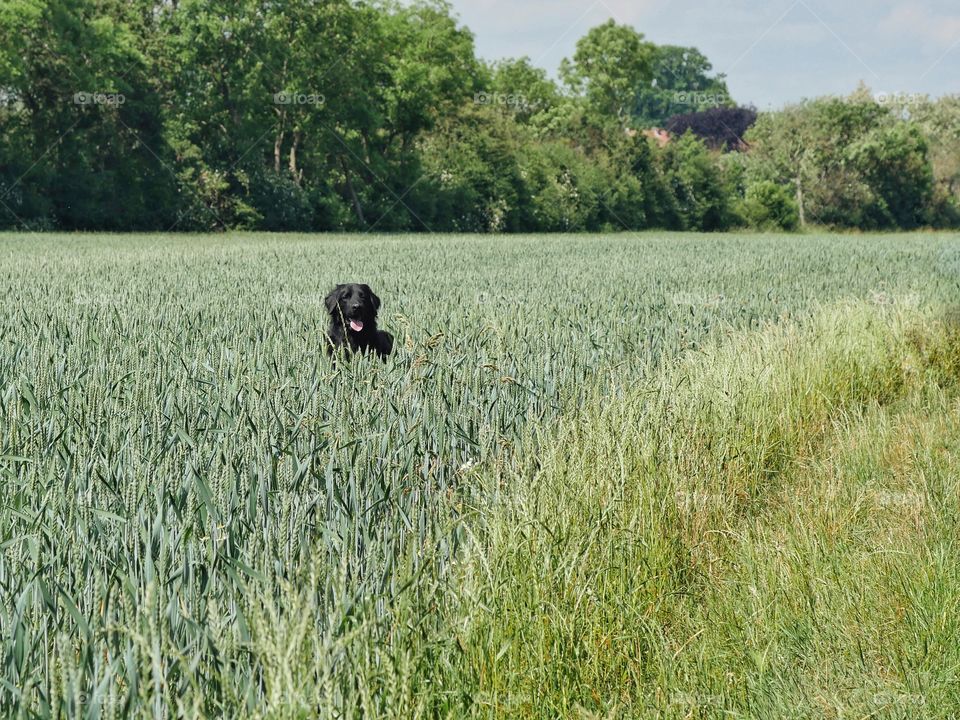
[324,283,394,359]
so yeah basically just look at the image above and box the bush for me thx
[741,180,800,230]
[417,104,529,232]
[657,132,735,231]
[520,140,612,231]
[246,168,316,231]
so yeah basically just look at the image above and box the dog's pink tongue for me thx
[349,319,364,332]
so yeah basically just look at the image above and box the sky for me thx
[444,0,960,109]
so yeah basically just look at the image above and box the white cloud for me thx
[879,4,960,48]
[447,0,666,69]
[443,0,959,108]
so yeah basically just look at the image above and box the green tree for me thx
[417,103,529,232]
[333,0,482,229]
[740,180,800,230]
[634,45,732,126]
[560,20,655,125]
[657,132,733,231]
[488,57,561,124]
[742,104,818,226]
[744,90,935,229]
[1,3,953,233]
[0,0,176,229]
[848,122,932,228]
[894,95,960,225]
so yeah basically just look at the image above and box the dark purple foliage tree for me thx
[665,107,758,151]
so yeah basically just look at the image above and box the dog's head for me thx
[324,283,381,333]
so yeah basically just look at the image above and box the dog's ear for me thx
[362,284,381,311]
[324,285,343,314]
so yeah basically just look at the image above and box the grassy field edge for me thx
[431,300,960,718]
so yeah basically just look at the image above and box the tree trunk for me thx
[288,131,302,185]
[274,59,288,174]
[341,157,366,227]
[795,173,805,226]
[273,125,284,174]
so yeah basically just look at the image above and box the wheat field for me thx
[2,232,960,718]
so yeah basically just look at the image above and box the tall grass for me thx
[440,302,960,718]
[1,232,959,717]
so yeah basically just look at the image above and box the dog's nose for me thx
[350,303,362,310]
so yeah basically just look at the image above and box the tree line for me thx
[1,0,958,233]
